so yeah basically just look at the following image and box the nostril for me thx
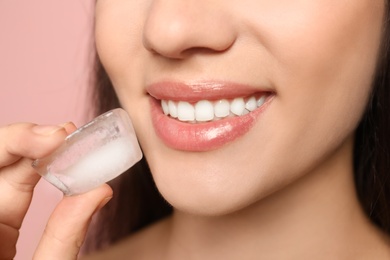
[183,45,234,57]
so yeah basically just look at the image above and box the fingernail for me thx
[59,122,72,128]
[97,196,112,211]
[32,125,64,136]
[60,122,77,133]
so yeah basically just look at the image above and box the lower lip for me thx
[149,96,272,152]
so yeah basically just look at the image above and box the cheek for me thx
[272,1,383,91]
[95,0,152,136]
[95,0,147,91]
[233,2,384,145]
[269,1,383,143]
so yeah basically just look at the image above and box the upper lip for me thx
[147,81,272,102]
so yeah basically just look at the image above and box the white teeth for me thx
[178,101,195,121]
[195,100,214,122]
[245,96,257,112]
[161,94,268,122]
[230,97,245,116]
[257,96,266,107]
[214,99,230,117]
[168,100,178,118]
[161,100,169,115]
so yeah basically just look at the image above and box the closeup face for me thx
[95,1,385,215]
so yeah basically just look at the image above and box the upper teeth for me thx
[161,95,267,122]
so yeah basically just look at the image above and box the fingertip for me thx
[29,125,68,158]
[61,184,114,214]
[96,195,113,212]
[0,123,69,165]
[60,122,77,135]
[97,184,114,208]
[65,184,113,199]
[100,183,114,197]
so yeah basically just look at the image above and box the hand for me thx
[0,123,113,260]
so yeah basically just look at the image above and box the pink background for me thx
[0,1,95,259]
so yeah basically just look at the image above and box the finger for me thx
[2,122,77,193]
[0,122,77,259]
[62,122,77,135]
[34,184,113,260]
[0,158,41,230]
[0,123,68,167]
[1,122,77,194]
[0,124,68,230]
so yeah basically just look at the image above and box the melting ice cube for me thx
[32,108,143,196]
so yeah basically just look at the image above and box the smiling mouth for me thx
[147,81,273,151]
[160,93,270,123]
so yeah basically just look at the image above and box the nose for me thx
[143,1,237,59]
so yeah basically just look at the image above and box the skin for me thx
[1,0,389,259]
[92,0,390,259]
[95,0,384,215]
[0,123,113,259]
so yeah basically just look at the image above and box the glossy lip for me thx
[148,81,274,152]
[147,81,272,102]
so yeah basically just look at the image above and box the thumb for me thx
[33,184,113,260]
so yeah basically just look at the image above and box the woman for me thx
[1,0,389,259]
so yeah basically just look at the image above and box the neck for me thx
[167,137,388,259]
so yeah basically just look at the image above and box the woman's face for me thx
[95,1,384,215]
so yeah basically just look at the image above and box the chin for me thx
[144,148,288,217]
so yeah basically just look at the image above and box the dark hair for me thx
[84,4,390,252]
[354,5,390,235]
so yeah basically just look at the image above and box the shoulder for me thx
[81,216,172,260]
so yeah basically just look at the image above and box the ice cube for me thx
[32,108,143,196]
